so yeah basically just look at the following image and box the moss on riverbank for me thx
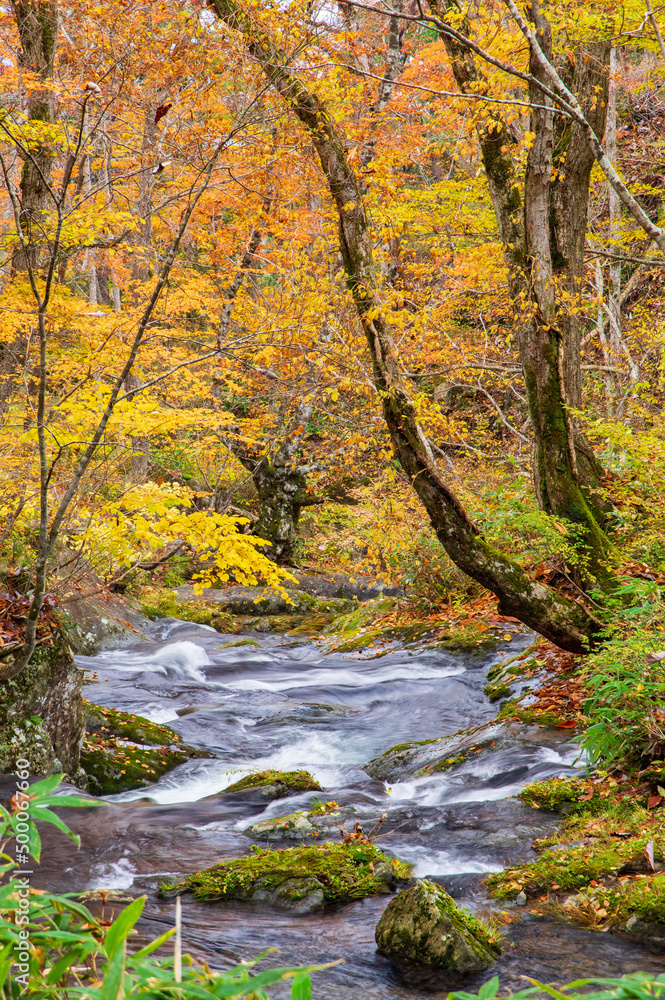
[161,842,412,906]
[139,591,237,632]
[488,772,665,942]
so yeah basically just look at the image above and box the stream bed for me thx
[35,619,665,994]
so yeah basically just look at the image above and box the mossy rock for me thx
[245,803,354,841]
[375,879,500,972]
[160,841,412,912]
[139,591,236,632]
[84,702,191,747]
[81,703,212,795]
[0,626,85,780]
[519,776,597,815]
[80,742,196,796]
[223,769,322,799]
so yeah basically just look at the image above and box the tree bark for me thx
[233,401,318,564]
[11,0,58,272]
[435,2,613,559]
[206,0,603,652]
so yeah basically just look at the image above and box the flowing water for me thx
[32,619,665,994]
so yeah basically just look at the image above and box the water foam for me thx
[96,641,211,682]
[225,661,465,693]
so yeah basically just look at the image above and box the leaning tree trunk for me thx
[207,0,603,652]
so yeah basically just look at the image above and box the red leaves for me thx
[647,794,663,809]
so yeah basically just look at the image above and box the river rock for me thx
[0,629,85,782]
[162,841,413,912]
[248,876,325,914]
[365,720,574,782]
[244,805,355,841]
[375,879,500,972]
[173,584,352,616]
[222,769,322,800]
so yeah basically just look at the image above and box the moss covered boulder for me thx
[375,879,500,972]
[84,702,192,747]
[222,769,322,800]
[80,704,212,795]
[0,629,85,782]
[161,842,412,914]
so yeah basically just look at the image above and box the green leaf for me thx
[46,947,96,985]
[478,977,500,1000]
[126,926,176,964]
[26,822,41,864]
[100,941,126,1000]
[291,972,312,1000]
[38,794,101,809]
[104,897,145,959]
[30,805,82,845]
[25,774,64,799]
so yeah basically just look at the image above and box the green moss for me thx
[217,638,261,648]
[486,836,662,900]
[161,841,412,904]
[81,703,211,795]
[484,680,512,702]
[428,741,492,774]
[518,775,608,815]
[140,591,236,632]
[84,702,190,747]
[80,742,196,796]
[224,769,322,795]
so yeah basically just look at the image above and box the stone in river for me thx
[375,879,501,972]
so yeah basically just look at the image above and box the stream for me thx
[34,618,665,994]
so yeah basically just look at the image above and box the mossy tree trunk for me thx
[207,0,603,652]
[233,401,323,564]
[435,3,613,577]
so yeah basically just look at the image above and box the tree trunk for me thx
[11,0,58,272]
[206,0,603,652]
[436,4,613,560]
[234,401,318,565]
[1,0,58,418]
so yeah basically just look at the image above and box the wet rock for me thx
[248,876,325,914]
[245,805,355,841]
[161,842,412,911]
[80,704,211,795]
[365,721,573,782]
[375,879,501,972]
[246,811,318,840]
[173,584,353,617]
[58,586,151,654]
[0,629,85,782]
[222,769,322,800]
[621,915,665,946]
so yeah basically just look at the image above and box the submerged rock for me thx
[375,879,500,972]
[365,720,573,782]
[222,769,322,800]
[160,842,412,913]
